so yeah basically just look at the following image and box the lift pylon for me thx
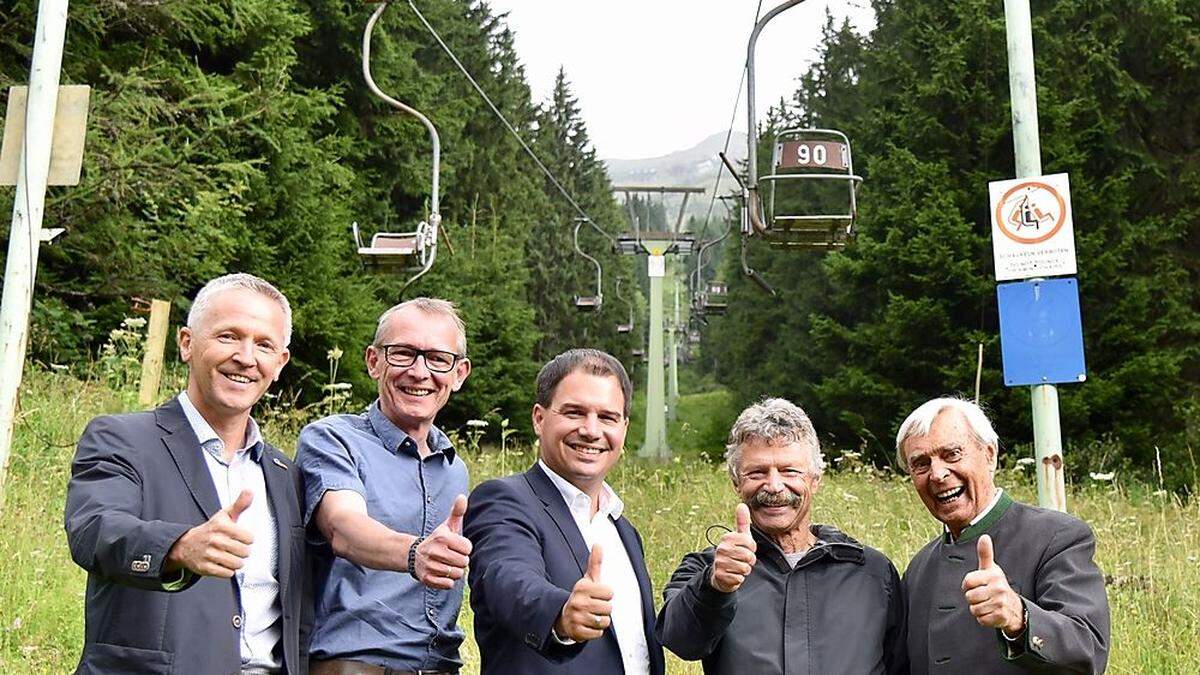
[612,185,705,459]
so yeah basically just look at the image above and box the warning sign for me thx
[989,173,1077,281]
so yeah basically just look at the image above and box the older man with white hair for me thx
[656,397,906,674]
[896,396,1110,674]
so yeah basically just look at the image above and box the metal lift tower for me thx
[613,185,705,459]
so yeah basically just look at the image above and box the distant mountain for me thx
[603,132,748,225]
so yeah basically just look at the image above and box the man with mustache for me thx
[464,349,665,674]
[296,298,473,674]
[897,397,1109,674]
[656,397,906,674]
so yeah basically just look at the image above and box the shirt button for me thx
[427,608,436,619]
[232,614,243,629]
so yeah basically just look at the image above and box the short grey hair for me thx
[894,397,1000,469]
[187,273,292,346]
[725,397,825,483]
[374,297,467,356]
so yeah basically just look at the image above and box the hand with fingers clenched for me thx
[165,489,256,578]
[412,494,473,590]
[962,534,1026,637]
[555,544,614,642]
[709,503,758,594]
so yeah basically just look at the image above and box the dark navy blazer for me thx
[464,464,665,675]
[64,397,310,674]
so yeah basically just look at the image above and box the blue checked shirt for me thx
[296,401,468,671]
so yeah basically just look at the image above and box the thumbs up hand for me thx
[165,489,256,578]
[555,544,614,642]
[961,534,1025,636]
[412,494,473,590]
[709,503,758,593]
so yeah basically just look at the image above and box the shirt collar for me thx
[537,460,624,520]
[367,400,456,462]
[177,391,264,462]
[945,487,1008,544]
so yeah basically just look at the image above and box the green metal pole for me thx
[1003,0,1065,512]
[667,262,680,422]
[640,248,669,459]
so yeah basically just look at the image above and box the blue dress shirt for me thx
[296,401,468,671]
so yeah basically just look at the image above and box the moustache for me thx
[752,488,803,508]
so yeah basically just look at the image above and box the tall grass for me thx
[2,368,1197,672]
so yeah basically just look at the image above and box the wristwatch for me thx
[408,536,425,580]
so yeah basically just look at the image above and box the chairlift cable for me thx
[405,1,602,232]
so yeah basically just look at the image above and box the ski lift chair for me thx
[573,219,604,312]
[701,281,729,315]
[353,220,435,270]
[356,1,442,296]
[755,128,862,250]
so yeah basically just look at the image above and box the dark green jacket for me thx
[656,524,907,674]
[903,493,1110,674]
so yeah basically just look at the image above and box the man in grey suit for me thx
[896,397,1110,674]
[65,273,310,674]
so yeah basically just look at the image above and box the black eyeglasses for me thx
[377,344,463,373]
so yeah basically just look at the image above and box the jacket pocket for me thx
[78,642,173,673]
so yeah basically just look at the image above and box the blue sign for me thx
[997,278,1086,386]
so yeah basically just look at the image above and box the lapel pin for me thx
[272,457,288,470]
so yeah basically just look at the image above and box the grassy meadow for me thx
[2,368,1199,673]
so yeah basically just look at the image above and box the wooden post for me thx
[137,299,171,408]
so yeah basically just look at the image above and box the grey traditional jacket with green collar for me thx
[902,492,1110,674]
[656,523,907,674]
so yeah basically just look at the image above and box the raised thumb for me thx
[977,534,995,570]
[586,543,604,582]
[446,494,468,533]
[226,489,253,522]
[735,502,751,535]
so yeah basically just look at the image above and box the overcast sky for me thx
[486,0,876,160]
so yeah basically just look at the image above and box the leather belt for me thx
[310,658,456,675]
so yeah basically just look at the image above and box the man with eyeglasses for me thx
[896,397,1109,674]
[463,349,665,674]
[296,298,473,675]
[655,397,906,674]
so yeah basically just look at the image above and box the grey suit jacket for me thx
[64,397,311,675]
[902,493,1110,674]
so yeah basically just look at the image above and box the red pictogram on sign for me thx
[995,181,1067,244]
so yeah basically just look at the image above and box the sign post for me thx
[1000,0,1071,512]
[0,0,72,508]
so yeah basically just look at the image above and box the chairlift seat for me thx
[758,128,862,248]
[353,221,430,270]
[574,295,602,312]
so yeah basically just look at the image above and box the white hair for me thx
[894,397,999,469]
[725,397,825,482]
[187,273,292,346]
[373,297,467,356]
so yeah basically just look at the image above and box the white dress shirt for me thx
[179,392,282,672]
[538,461,650,675]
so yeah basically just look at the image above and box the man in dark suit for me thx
[464,349,665,675]
[65,273,310,674]
[896,397,1110,674]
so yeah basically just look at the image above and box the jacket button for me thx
[232,614,243,629]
